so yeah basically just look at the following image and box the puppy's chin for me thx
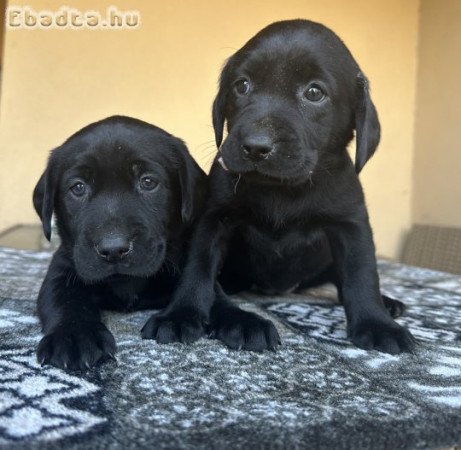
[218,155,315,186]
[73,240,167,284]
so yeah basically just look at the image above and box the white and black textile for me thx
[0,248,460,449]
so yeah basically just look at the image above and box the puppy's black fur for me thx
[148,20,415,354]
[33,116,206,370]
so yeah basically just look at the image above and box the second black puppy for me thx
[34,116,206,370]
[143,20,415,354]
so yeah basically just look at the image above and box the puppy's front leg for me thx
[209,285,281,351]
[141,210,230,344]
[328,220,416,354]
[37,249,116,370]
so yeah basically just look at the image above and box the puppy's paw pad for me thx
[141,309,206,344]
[350,321,416,354]
[37,323,116,371]
[212,309,281,352]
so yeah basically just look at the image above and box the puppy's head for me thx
[213,19,380,184]
[33,116,205,283]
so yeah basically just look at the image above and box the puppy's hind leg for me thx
[298,265,406,319]
[381,295,406,318]
[326,268,407,319]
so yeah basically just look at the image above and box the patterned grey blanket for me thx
[0,247,460,449]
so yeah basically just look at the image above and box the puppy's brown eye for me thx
[304,85,325,102]
[70,182,86,197]
[139,176,158,191]
[234,78,251,95]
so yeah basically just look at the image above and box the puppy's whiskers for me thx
[64,269,79,287]
[199,145,219,167]
[65,269,73,287]
[233,174,242,194]
[196,138,216,147]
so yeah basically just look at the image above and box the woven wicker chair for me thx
[401,224,461,275]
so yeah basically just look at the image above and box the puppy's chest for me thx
[231,184,333,261]
[240,220,325,259]
[99,277,149,311]
[237,185,324,225]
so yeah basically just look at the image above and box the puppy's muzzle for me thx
[241,134,274,162]
[95,236,133,263]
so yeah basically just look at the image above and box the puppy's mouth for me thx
[73,239,167,284]
[217,153,315,186]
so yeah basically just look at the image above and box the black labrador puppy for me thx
[33,116,206,370]
[142,20,415,354]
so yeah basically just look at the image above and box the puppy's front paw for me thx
[349,319,416,354]
[141,308,206,344]
[37,322,116,370]
[211,307,281,352]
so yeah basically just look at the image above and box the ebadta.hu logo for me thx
[7,5,141,29]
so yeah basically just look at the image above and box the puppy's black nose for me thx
[241,135,273,161]
[96,236,132,263]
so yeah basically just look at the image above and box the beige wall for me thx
[0,1,5,65]
[413,0,461,228]
[0,0,420,258]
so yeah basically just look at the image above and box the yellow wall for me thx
[0,0,420,258]
[413,0,461,228]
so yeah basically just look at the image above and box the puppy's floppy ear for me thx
[174,139,207,225]
[33,153,58,241]
[212,89,226,148]
[354,73,381,173]
[212,56,235,148]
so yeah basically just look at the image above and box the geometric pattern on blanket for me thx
[0,248,460,449]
